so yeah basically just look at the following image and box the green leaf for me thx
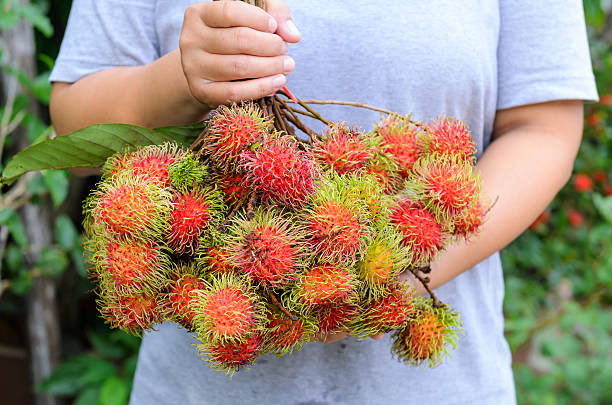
[71,247,87,278]
[593,193,612,224]
[88,331,127,359]
[0,8,20,30]
[0,208,28,247]
[154,122,206,145]
[10,271,33,295]
[17,3,53,37]
[1,122,204,184]
[99,376,129,405]
[4,245,24,275]
[39,355,117,396]
[36,247,68,277]
[74,387,101,405]
[43,170,69,207]
[54,215,79,250]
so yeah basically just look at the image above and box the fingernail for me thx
[268,17,277,33]
[272,75,286,88]
[283,57,295,73]
[285,20,300,37]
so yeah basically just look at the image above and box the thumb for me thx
[266,0,300,43]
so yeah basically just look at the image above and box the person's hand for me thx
[179,0,300,109]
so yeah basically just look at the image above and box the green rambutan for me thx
[168,187,224,255]
[292,264,359,307]
[168,154,208,190]
[205,103,272,170]
[240,135,320,207]
[376,115,422,178]
[103,143,189,186]
[392,302,461,367]
[351,283,417,337]
[98,290,162,335]
[198,333,264,376]
[193,274,265,344]
[390,199,448,265]
[313,122,372,174]
[90,237,169,294]
[85,174,172,241]
[406,157,480,219]
[165,264,207,331]
[420,116,476,162]
[225,208,306,288]
[357,229,411,295]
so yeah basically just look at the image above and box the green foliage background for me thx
[0,1,610,404]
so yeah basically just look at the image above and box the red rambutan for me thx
[199,333,264,375]
[225,209,306,288]
[265,312,314,354]
[316,303,358,337]
[193,274,265,344]
[313,122,372,174]
[165,266,207,330]
[352,284,417,337]
[216,173,249,206]
[420,116,476,161]
[377,115,421,178]
[293,264,359,307]
[453,200,486,238]
[168,187,224,255]
[202,246,235,275]
[241,136,320,207]
[99,291,161,335]
[390,199,447,265]
[205,104,272,170]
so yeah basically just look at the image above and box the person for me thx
[49,1,598,404]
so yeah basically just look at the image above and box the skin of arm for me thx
[323,99,584,344]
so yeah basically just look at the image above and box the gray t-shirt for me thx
[51,1,597,404]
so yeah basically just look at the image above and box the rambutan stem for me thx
[284,99,396,116]
[408,266,442,308]
[266,288,298,321]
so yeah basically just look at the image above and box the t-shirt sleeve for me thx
[497,0,598,110]
[49,0,160,83]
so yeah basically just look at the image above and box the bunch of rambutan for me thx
[83,102,486,375]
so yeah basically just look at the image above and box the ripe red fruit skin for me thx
[265,313,309,354]
[377,116,421,178]
[567,209,584,227]
[205,104,271,170]
[316,303,358,337]
[295,264,358,307]
[201,333,264,376]
[313,123,372,174]
[390,199,446,265]
[203,247,235,275]
[167,273,207,331]
[241,136,320,207]
[353,286,416,336]
[421,116,476,161]
[217,173,248,206]
[573,173,594,193]
[168,189,216,255]
[226,209,305,288]
[100,292,161,335]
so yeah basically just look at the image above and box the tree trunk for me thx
[1,2,61,405]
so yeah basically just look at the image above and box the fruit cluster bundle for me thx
[83,101,485,375]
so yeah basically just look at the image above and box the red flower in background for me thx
[573,174,594,193]
[593,170,608,184]
[567,209,584,227]
[529,210,550,230]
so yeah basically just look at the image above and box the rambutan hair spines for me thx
[313,122,373,175]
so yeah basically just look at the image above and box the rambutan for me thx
[241,135,320,207]
[357,229,411,295]
[453,200,486,239]
[91,238,169,294]
[406,157,480,219]
[199,333,264,376]
[392,302,461,367]
[216,173,249,206]
[225,208,306,287]
[168,154,208,190]
[292,264,359,307]
[352,284,417,337]
[167,187,224,255]
[420,116,476,162]
[201,246,235,275]
[193,274,265,344]
[165,265,207,331]
[313,122,372,174]
[98,291,161,335]
[85,174,171,241]
[205,104,272,170]
[103,143,189,186]
[376,115,421,178]
[265,312,315,355]
[390,199,447,265]
[315,303,358,337]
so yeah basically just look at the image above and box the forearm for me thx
[50,49,208,136]
[427,107,582,289]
